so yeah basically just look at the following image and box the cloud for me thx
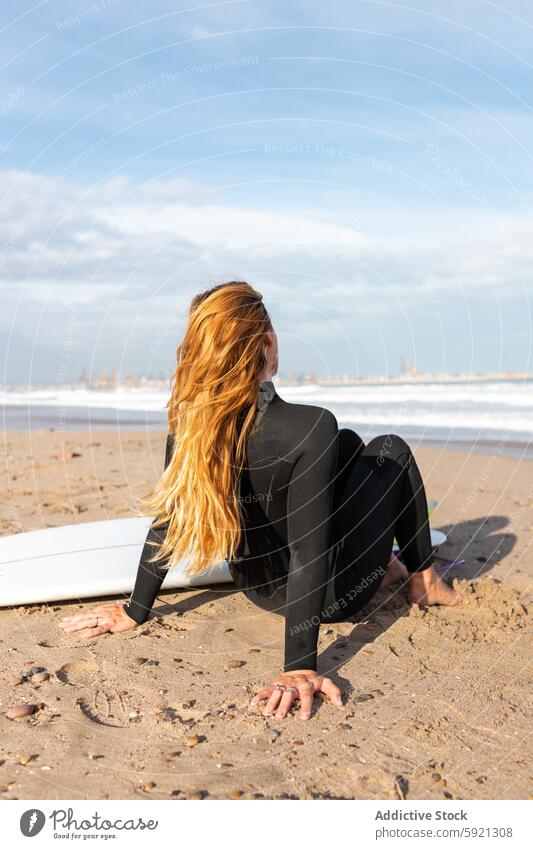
[1,168,531,304]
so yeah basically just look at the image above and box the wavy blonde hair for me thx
[139,281,273,575]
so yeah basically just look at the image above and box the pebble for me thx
[24,666,46,678]
[32,672,49,683]
[186,790,206,800]
[225,660,245,670]
[437,778,447,787]
[268,729,280,742]
[228,790,243,799]
[6,704,37,720]
[142,783,156,793]
[355,693,374,703]
[17,754,32,765]
[432,772,442,782]
[185,735,202,748]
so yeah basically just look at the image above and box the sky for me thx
[1,0,532,385]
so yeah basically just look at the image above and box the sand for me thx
[0,429,531,800]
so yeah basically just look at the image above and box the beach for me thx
[0,428,531,801]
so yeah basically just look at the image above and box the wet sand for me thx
[0,429,531,800]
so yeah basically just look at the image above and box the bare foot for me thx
[407,566,461,607]
[380,552,409,590]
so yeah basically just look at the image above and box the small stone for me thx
[24,666,46,678]
[268,729,280,742]
[248,648,261,653]
[133,657,147,665]
[186,790,206,800]
[142,782,156,793]
[31,672,49,683]
[291,740,304,747]
[355,693,374,703]
[432,772,442,782]
[437,778,447,787]
[225,660,245,670]
[185,735,202,748]
[6,704,37,720]
[228,790,243,799]
[476,775,487,784]
[17,754,32,765]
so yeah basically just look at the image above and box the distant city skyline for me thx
[1,1,532,385]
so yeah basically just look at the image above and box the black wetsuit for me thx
[124,380,435,672]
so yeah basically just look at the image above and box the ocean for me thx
[1,380,532,460]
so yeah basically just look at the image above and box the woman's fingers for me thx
[59,613,93,628]
[76,625,110,640]
[298,685,314,720]
[262,688,283,717]
[59,616,100,633]
[249,687,274,706]
[320,677,343,707]
[275,690,296,719]
[59,605,116,626]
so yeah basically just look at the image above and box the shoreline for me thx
[0,429,531,800]
[2,410,532,461]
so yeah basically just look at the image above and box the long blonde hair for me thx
[139,281,273,575]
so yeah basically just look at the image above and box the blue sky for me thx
[1,0,532,384]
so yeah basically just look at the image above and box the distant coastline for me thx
[2,370,533,393]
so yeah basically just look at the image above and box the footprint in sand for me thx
[56,660,99,685]
[77,689,128,727]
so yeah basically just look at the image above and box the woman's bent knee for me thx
[366,433,412,462]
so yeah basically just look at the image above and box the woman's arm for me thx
[283,408,338,672]
[123,432,175,624]
[250,409,343,719]
[58,433,175,638]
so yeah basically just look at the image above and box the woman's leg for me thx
[329,433,459,616]
[333,428,365,509]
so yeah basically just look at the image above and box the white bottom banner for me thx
[3,799,531,848]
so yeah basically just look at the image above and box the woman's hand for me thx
[57,602,138,639]
[250,669,343,720]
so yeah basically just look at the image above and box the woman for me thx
[59,281,460,721]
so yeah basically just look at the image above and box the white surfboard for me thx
[0,518,447,608]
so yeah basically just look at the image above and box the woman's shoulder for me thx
[273,396,338,437]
